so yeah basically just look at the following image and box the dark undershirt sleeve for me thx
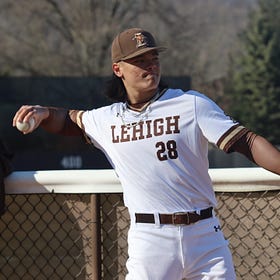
[217,126,280,175]
[41,108,85,137]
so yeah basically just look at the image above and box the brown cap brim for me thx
[119,46,167,62]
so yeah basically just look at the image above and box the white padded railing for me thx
[4,167,280,194]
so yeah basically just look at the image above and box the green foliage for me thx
[227,0,280,144]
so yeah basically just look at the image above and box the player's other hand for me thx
[12,105,49,134]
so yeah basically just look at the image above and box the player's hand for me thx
[12,105,49,134]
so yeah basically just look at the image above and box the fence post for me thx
[91,194,101,280]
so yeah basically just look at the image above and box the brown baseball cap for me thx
[111,28,166,63]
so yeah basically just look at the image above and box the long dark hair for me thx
[103,74,168,103]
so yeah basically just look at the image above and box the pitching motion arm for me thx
[13,105,84,137]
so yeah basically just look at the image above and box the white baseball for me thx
[16,117,36,132]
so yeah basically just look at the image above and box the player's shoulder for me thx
[165,88,212,103]
[166,88,221,116]
[83,102,122,123]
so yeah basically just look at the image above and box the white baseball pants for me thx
[125,216,235,280]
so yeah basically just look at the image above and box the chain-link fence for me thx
[0,194,95,279]
[0,189,279,280]
[217,190,280,280]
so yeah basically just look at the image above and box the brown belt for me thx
[135,207,213,225]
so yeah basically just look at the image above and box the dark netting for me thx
[0,190,279,279]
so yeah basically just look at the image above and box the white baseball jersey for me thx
[81,89,246,215]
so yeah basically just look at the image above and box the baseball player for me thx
[13,28,280,280]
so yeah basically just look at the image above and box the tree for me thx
[227,0,280,144]
[0,0,255,85]
[0,0,144,76]
[0,0,197,77]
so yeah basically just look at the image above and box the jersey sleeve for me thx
[79,106,114,149]
[216,124,249,152]
[194,92,248,152]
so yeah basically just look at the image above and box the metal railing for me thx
[1,168,280,280]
